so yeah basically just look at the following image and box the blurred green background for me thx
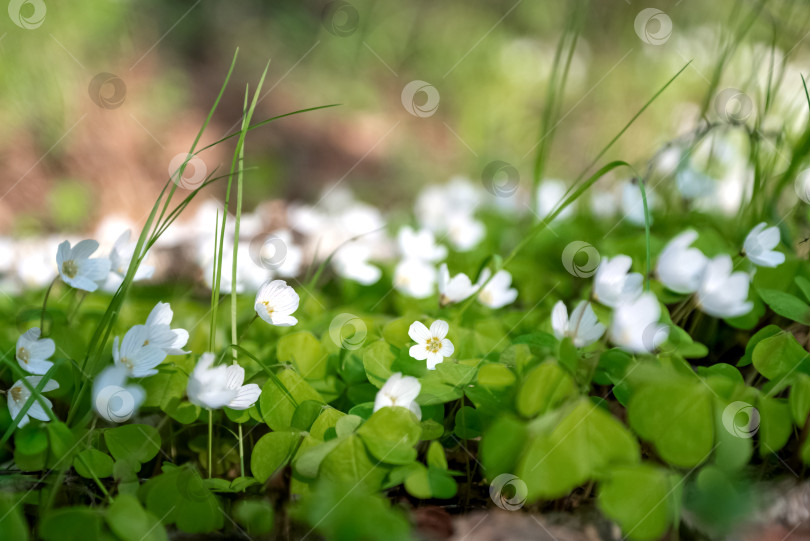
[1,0,809,235]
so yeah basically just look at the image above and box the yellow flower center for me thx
[425,337,442,354]
[262,301,274,316]
[480,290,493,305]
[62,259,79,278]
[10,386,22,402]
[120,357,134,370]
[17,347,29,364]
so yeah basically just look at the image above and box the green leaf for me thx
[796,276,810,303]
[516,361,577,418]
[712,399,753,472]
[233,499,274,536]
[517,399,639,500]
[427,441,447,470]
[362,340,397,387]
[752,331,808,381]
[481,415,527,478]
[259,369,324,431]
[74,448,114,479]
[278,331,328,379]
[758,396,792,455]
[310,407,345,440]
[357,407,421,465]
[320,434,387,490]
[40,507,102,541]
[105,424,161,464]
[294,437,343,478]
[336,414,363,437]
[790,373,810,426]
[453,406,482,439]
[404,463,457,499]
[757,289,810,325]
[476,363,516,388]
[628,379,714,468]
[251,431,300,482]
[598,464,676,541]
[143,466,224,534]
[105,493,168,541]
[291,400,323,431]
[0,494,29,541]
[14,424,47,455]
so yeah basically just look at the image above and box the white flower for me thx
[186,353,261,410]
[7,376,59,427]
[263,229,304,278]
[446,213,485,252]
[408,320,454,370]
[56,239,111,292]
[415,177,481,233]
[675,167,714,199]
[113,325,167,378]
[110,229,155,281]
[593,255,643,308]
[438,264,477,306]
[397,226,447,263]
[477,269,518,309]
[621,181,656,226]
[743,222,785,268]
[144,302,189,355]
[332,243,382,285]
[254,280,299,326]
[92,365,145,423]
[656,230,708,294]
[536,179,574,220]
[551,301,605,347]
[696,255,753,318]
[609,292,668,354]
[373,372,422,419]
[16,328,55,375]
[394,259,437,299]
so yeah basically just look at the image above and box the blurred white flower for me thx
[16,238,59,289]
[438,264,477,306]
[676,167,714,199]
[656,230,708,294]
[16,328,55,375]
[397,226,447,263]
[590,188,618,219]
[593,255,643,308]
[7,376,59,427]
[113,325,167,378]
[254,280,299,326]
[536,179,574,221]
[394,259,436,299]
[264,229,304,278]
[620,181,656,226]
[551,300,605,347]
[144,302,189,355]
[609,292,668,354]
[477,269,518,309]
[110,229,154,281]
[373,372,421,419]
[93,365,145,423]
[697,255,753,318]
[56,239,111,292]
[415,177,481,232]
[446,213,485,252]
[187,353,261,410]
[332,243,382,285]
[408,320,454,370]
[743,222,785,268]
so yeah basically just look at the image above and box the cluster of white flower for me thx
[550,222,783,354]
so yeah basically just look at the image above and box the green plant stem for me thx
[208,408,213,479]
[39,277,58,336]
[238,423,245,478]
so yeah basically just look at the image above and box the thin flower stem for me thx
[238,423,245,477]
[208,408,213,478]
[39,277,58,336]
